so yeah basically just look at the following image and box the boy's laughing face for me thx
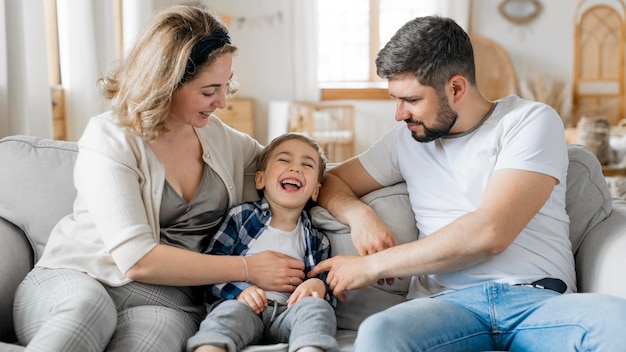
[255,139,321,209]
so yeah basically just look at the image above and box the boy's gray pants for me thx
[188,296,338,352]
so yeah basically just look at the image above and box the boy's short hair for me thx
[257,132,327,183]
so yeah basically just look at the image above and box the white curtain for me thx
[0,0,8,137]
[0,0,53,138]
[57,0,117,140]
[0,0,118,140]
[121,1,154,57]
[289,0,319,101]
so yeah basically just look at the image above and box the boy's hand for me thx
[286,278,325,307]
[236,286,268,314]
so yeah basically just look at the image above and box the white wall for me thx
[2,0,588,149]
[185,0,401,150]
[200,0,316,144]
[194,0,584,151]
[471,0,577,118]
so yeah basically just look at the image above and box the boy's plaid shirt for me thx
[204,198,336,307]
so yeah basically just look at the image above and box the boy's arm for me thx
[306,225,337,307]
[210,281,254,300]
[205,206,254,299]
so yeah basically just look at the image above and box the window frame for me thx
[319,0,390,100]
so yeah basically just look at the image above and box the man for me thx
[308,16,626,351]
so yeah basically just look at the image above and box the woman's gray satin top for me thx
[159,166,229,252]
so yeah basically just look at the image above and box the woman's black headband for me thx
[185,28,231,76]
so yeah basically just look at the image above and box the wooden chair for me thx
[572,0,625,126]
[470,34,517,101]
[287,102,355,163]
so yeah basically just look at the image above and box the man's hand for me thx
[347,211,397,285]
[236,286,268,314]
[286,278,326,307]
[349,214,397,255]
[319,163,397,256]
[308,255,378,301]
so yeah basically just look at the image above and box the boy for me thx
[188,133,339,352]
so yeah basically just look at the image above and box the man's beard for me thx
[409,96,458,143]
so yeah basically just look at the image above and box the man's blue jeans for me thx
[355,281,626,351]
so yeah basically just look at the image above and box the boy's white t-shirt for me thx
[359,95,575,297]
[246,219,305,304]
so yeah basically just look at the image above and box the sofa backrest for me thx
[2,136,608,264]
[566,144,613,252]
[0,135,613,336]
[0,135,78,263]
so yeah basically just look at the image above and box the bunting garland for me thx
[219,11,283,30]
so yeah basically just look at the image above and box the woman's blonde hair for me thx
[98,5,237,141]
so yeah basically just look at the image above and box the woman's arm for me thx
[126,246,305,292]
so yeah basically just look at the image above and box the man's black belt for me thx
[514,278,567,294]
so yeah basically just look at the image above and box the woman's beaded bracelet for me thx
[241,256,250,283]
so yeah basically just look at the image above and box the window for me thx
[317,0,437,90]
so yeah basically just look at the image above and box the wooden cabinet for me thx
[214,98,255,138]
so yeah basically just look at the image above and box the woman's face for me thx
[168,52,234,129]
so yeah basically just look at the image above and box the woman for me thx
[13,5,305,352]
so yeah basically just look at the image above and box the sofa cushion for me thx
[0,136,78,263]
[0,218,32,342]
[566,144,612,253]
[311,182,417,330]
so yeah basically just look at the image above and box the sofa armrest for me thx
[575,197,626,298]
[0,218,33,343]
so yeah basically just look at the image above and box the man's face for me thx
[388,74,457,143]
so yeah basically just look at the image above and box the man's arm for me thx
[318,158,397,255]
[312,168,557,299]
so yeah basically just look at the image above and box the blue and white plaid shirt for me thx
[203,198,336,307]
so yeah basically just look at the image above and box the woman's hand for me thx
[246,251,305,292]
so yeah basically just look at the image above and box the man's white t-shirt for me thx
[359,95,575,297]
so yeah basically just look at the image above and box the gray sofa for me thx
[1,135,626,351]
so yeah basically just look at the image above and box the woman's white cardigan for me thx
[36,111,262,286]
